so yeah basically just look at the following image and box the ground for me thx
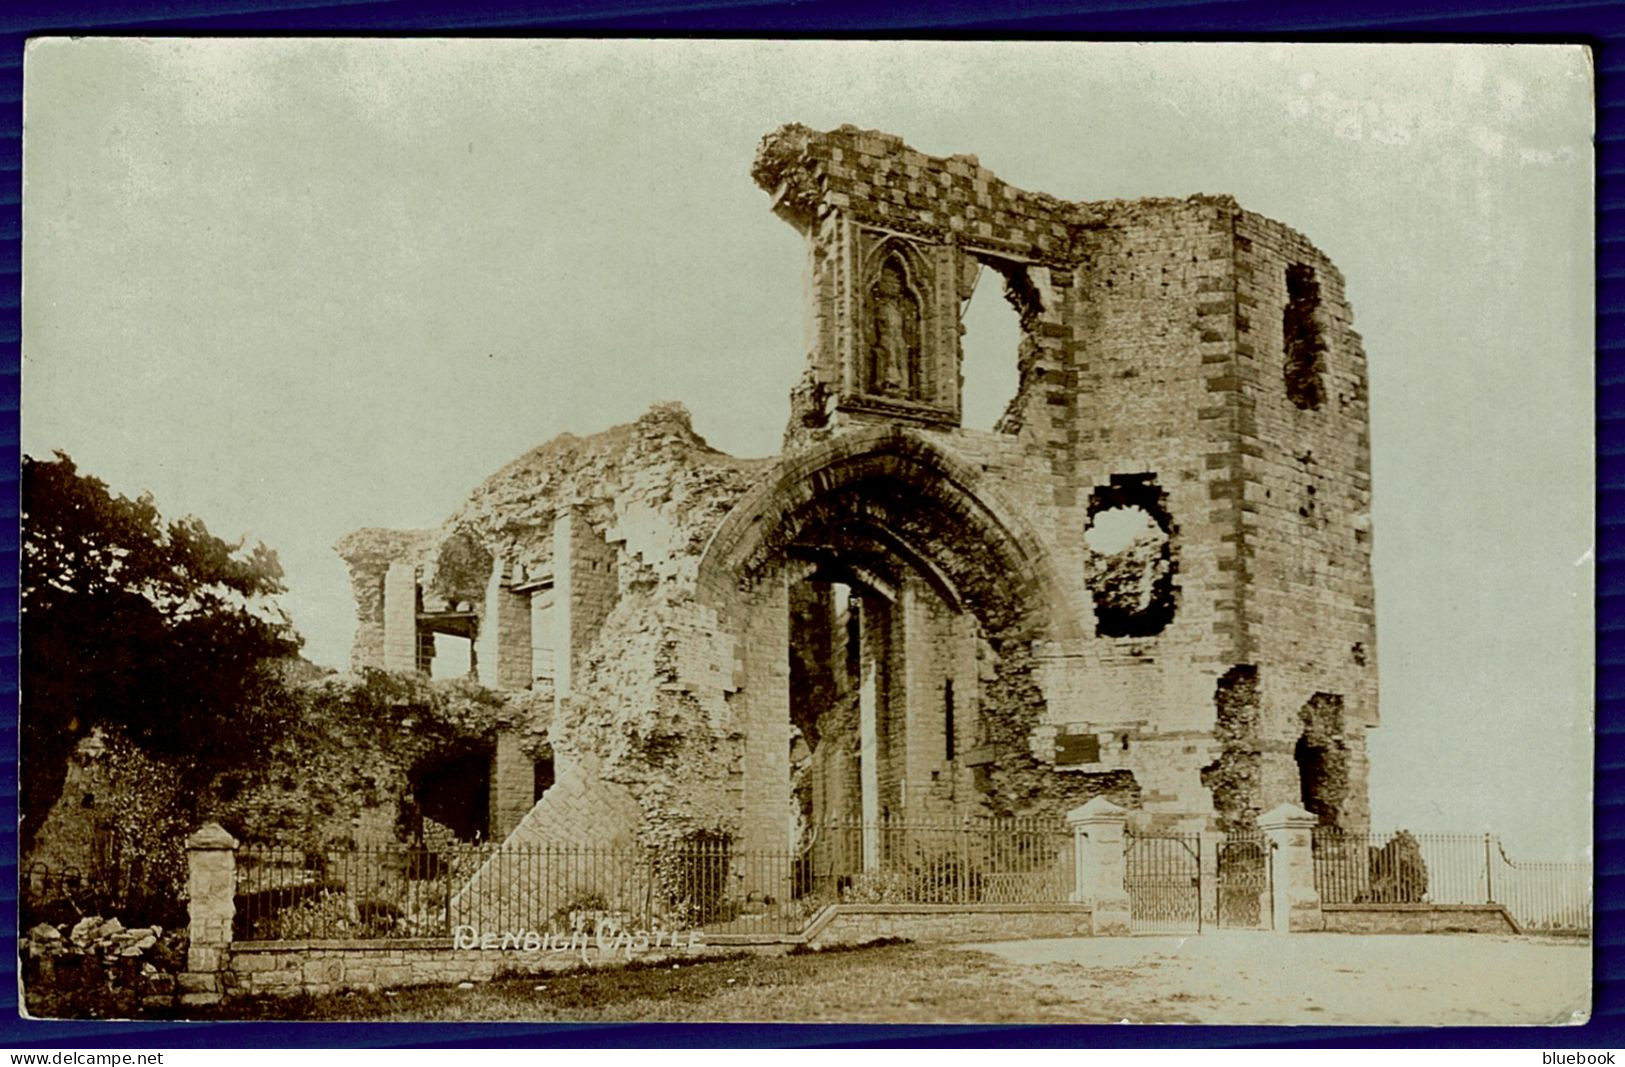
[178,933,1589,1027]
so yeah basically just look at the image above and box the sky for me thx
[21,40,1594,859]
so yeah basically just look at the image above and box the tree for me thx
[21,453,302,850]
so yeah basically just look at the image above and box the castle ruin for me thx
[337,123,1378,865]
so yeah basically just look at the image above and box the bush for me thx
[1365,831,1429,904]
[839,855,987,904]
[655,831,734,926]
[236,886,410,940]
[235,882,328,940]
[546,890,611,934]
[910,857,983,904]
[840,868,916,904]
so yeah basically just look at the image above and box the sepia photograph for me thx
[17,39,1594,1027]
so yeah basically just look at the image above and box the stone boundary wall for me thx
[1319,903,1520,935]
[801,903,1093,948]
[222,902,1095,998]
[225,936,731,999]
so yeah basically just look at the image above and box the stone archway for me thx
[700,426,1080,640]
[698,428,1082,863]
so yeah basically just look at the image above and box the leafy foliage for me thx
[1366,830,1430,904]
[21,453,302,849]
[214,669,520,849]
[238,887,411,941]
[654,830,734,926]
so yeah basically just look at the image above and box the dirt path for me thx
[958,932,1591,1026]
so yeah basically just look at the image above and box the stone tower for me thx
[727,123,1378,838]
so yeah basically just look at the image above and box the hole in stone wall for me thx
[429,633,474,680]
[1200,665,1262,832]
[1295,692,1349,826]
[533,755,555,804]
[1283,263,1327,411]
[1084,505,1162,555]
[1083,475,1177,637]
[958,258,1030,431]
[408,745,493,844]
[788,579,843,752]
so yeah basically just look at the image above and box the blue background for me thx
[0,0,1617,1049]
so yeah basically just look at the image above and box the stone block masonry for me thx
[487,730,534,842]
[454,754,644,926]
[1319,904,1520,936]
[801,904,1094,948]
[225,936,731,999]
[180,822,239,1006]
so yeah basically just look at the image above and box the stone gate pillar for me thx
[1067,797,1131,936]
[1259,803,1322,932]
[180,822,238,1005]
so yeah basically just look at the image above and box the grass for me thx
[185,939,1175,1025]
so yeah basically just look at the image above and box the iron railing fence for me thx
[22,862,104,929]
[235,817,1076,942]
[41,822,1593,941]
[1311,829,1591,934]
[22,829,187,930]
[809,816,1073,906]
[449,836,818,938]
[234,844,487,941]
[1123,829,1202,933]
[1214,830,1271,930]
[1489,844,1592,935]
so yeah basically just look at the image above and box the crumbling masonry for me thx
[339,124,1378,874]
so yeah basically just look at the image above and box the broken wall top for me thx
[751,123,1330,273]
[338,403,772,609]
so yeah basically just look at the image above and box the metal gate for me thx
[1123,830,1201,934]
[1215,832,1272,929]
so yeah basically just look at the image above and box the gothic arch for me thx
[858,235,932,299]
[698,427,1083,641]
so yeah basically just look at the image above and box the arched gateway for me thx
[697,428,1085,860]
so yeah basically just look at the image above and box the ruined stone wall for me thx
[487,732,535,842]
[214,671,520,850]
[482,577,532,691]
[553,509,619,696]
[336,124,1378,858]
[1020,198,1247,825]
[872,594,904,823]
[757,126,1072,446]
[898,574,965,824]
[340,406,774,854]
[756,129,1250,822]
[334,529,439,674]
[1224,211,1378,830]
